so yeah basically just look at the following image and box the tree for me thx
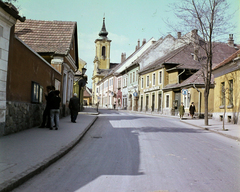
[169,0,234,125]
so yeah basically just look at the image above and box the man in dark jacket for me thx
[39,85,55,128]
[69,93,80,123]
[189,102,196,119]
[49,90,61,130]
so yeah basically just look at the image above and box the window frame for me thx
[152,73,156,86]
[146,75,149,87]
[229,79,233,105]
[31,81,43,103]
[141,77,144,89]
[221,82,225,106]
[102,46,106,57]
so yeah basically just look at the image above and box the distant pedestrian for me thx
[69,93,80,123]
[39,85,55,128]
[179,102,185,120]
[189,102,196,119]
[49,90,61,130]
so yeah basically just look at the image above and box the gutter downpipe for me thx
[162,68,165,114]
[178,69,185,84]
[193,84,201,118]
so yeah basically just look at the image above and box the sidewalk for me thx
[182,117,240,141]
[0,107,98,192]
[120,109,240,141]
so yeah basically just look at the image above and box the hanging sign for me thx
[133,92,138,97]
[182,89,188,95]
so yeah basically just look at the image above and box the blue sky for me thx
[14,0,240,88]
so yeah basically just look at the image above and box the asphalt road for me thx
[13,109,240,192]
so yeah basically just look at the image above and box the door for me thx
[146,95,149,111]
[152,94,155,112]
[174,92,181,116]
[158,93,162,112]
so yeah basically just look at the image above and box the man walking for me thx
[179,102,185,120]
[69,93,80,123]
[189,102,196,119]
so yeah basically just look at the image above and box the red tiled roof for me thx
[15,19,76,55]
[213,49,240,70]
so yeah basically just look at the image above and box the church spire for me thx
[99,17,108,37]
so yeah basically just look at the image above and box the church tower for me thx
[93,17,111,76]
[92,17,112,104]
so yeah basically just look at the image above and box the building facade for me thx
[15,19,79,117]
[0,1,25,135]
[212,50,240,124]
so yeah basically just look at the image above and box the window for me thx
[133,72,135,82]
[118,78,121,88]
[221,82,225,106]
[104,80,108,88]
[159,71,162,84]
[96,87,99,93]
[153,73,156,86]
[229,80,233,105]
[147,75,149,87]
[31,81,43,103]
[166,95,169,108]
[109,79,112,86]
[130,73,132,84]
[183,92,191,108]
[141,77,144,89]
[0,25,3,37]
[102,46,106,57]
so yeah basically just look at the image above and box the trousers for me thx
[50,109,60,128]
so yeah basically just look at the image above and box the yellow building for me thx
[163,69,215,117]
[92,17,111,105]
[139,68,165,112]
[138,34,238,117]
[212,50,240,124]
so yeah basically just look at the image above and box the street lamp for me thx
[78,67,87,111]
[82,67,87,76]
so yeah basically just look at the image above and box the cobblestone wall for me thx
[4,101,45,135]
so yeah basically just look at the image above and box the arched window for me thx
[102,46,106,57]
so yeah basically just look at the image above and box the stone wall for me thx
[4,101,45,135]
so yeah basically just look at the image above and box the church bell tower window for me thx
[102,46,106,59]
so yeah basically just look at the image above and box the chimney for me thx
[194,44,199,61]
[191,29,198,38]
[177,32,181,39]
[191,29,199,61]
[138,39,140,49]
[142,38,146,45]
[228,34,234,47]
[121,52,126,63]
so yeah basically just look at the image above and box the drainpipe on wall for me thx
[193,84,201,118]
[178,69,185,84]
[162,69,165,113]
